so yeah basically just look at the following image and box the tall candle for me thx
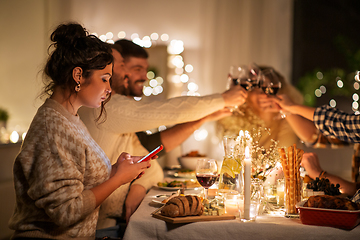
[244,146,251,220]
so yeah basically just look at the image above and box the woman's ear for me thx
[72,67,83,83]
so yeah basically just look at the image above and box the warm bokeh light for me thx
[188,82,199,92]
[185,64,194,73]
[161,33,169,41]
[337,79,343,88]
[180,74,189,83]
[194,129,208,141]
[167,40,184,54]
[354,82,360,90]
[175,67,184,75]
[316,71,323,79]
[147,71,155,79]
[10,131,19,143]
[131,33,139,40]
[143,87,152,96]
[150,32,159,40]
[118,31,126,39]
[156,77,164,85]
[99,35,107,42]
[149,79,158,87]
[319,85,326,94]
[315,89,322,97]
[329,99,337,107]
[353,93,359,101]
[106,32,113,39]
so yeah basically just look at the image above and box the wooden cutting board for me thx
[152,207,236,224]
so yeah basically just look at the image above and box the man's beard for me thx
[128,79,145,97]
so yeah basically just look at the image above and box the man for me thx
[115,38,236,154]
[79,42,247,231]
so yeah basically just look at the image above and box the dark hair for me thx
[108,42,123,55]
[114,39,148,60]
[43,22,113,121]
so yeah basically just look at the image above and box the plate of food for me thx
[157,179,202,191]
[296,195,360,230]
[173,169,196,178]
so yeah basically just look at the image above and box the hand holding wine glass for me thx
[196,159,219,200]
[259,68,288,119]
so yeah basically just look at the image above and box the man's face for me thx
[124,56,149,97]
[110,49,128,95]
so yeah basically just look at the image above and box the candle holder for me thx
[224,191,243,218]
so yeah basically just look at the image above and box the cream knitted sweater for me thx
[9,99,111,239]
[78,93,225,228]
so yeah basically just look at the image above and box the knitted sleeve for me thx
[19,109,96,227]
[94,93,225,134]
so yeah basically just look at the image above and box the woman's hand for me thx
[271,94,296,113]
[257,93,281,112]
[111,152,151,186]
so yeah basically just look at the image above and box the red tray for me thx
[296,201,360,230]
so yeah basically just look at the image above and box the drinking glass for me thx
[227,65,247,115]
[260,68,281,96]
[260,68,287,119]
[196,159,219,200]
[248,62,262,90]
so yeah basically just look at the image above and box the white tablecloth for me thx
[123,187,360,240]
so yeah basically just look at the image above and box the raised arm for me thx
[158,108,232,152]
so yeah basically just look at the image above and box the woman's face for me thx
[78,64,112,109]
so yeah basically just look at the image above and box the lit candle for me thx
[244,146,251,220]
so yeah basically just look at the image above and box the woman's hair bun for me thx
[50,23,87,47]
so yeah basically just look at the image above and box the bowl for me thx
[178,157,209,170]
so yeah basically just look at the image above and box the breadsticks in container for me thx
[278,144,304,215]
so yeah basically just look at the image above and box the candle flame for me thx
[245,146,250,158]
[239,130,244,137]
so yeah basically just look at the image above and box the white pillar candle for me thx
[244,146,251,220]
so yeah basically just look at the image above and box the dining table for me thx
[122,173,360,240]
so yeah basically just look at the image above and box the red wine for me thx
[262,86,280,95]
[196,174,219,188]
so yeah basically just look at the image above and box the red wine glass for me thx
[196,159,219,200]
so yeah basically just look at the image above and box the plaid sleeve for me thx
[313,105,360,143]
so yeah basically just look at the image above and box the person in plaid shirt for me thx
[259,90,360,202]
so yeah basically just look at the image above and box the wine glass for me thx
[259,68,286,119]
[227,65,247,115]
[248,62,262,90]
[260,68,281,96]
[196,159,219,200]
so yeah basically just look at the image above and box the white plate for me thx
[157,186,201,191]
[151,196,168,205]
[173,171,196,178]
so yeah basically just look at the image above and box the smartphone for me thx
[137,145,164,163]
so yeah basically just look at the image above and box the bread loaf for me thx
[161,195,204,217]
[304,195,360,210]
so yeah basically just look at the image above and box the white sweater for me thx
[9,99,111,239]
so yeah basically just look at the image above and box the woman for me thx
[8,23,151,239]
[217,66,303,183]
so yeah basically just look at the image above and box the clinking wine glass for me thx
[196,159,219,200]
[259,68,286,119]
[227,65,247,115]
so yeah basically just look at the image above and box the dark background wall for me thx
[292,0,360,83]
